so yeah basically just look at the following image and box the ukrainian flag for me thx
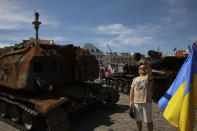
[158,44,197,131]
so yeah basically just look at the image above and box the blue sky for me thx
[0,0,196,55]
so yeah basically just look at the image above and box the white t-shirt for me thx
[131,75,153,103]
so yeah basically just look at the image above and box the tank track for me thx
[104,87,120,105]
[0,97,38,116]
[105,77,132,94]
[0,96,71,131]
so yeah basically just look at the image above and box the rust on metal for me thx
[30,97,69,115]
[0,39,99,90]
[0,38,102,115]
[0,92,69,115]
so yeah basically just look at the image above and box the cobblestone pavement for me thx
[0,93,197,131]
[0,120,19,131]
[71,93,197,131]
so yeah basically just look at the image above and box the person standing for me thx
[107,64,112,76]
[100,66,106,79]
[129,59,153,131]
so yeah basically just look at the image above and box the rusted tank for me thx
[149,55,186,102]
[0,39,99,91]
[105,50,186,103]
[105,53,143,94]
[0,39,119,130]
[0,12,119,131]
[105,63,138,94]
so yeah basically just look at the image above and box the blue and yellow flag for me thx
[158,44,197,131]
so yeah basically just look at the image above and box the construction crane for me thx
[107,43,113,54]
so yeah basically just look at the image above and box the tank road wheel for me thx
[105,78,110,85]
[112,80,116,90]
[0,101,10,117]
[122,82,130,93]
[22,111,41,130]
[46,107,71,131]
[109,79,114,87]
[10,105,22,122]
[114,80,121,91]
[105,88,120,106]
[126,82,131,93]
[112,80,117,90]
[118,80,123,92]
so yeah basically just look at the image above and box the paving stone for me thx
[0,93,197,131]
[71,93,197,131]
[0,121,19,131]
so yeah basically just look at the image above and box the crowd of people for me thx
[99,65,114,79]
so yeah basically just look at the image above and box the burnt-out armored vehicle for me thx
[149,54,186,102]
[105,63,137,94]
[105,53,143,94]
[0,12,119,131]
[105,50,186,102]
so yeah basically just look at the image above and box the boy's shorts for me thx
[134,103,152,123]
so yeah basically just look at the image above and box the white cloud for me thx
[160,17,172,24]
[0,34,68,44]
[170,8,188,17]
[117,36,152,46]
[190,36,197,41]
[0,0,59,30]
[41,18,59,27]
[95,24,155,47]
[167,0,177,5]
[166,0,185,5]
[0,1,27,21]
[161,0,189,25]
[161,7,188,24]
[97,24,133,35]
[41,36,68,42]
[0,35,29,42]
[94,39,121,48]
[0,0,32,30]
[0,43,13,48]
[0,23,22,30]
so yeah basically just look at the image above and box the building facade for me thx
[82,43,141,68]
[82,43,104,66]
[103,52,136,67]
